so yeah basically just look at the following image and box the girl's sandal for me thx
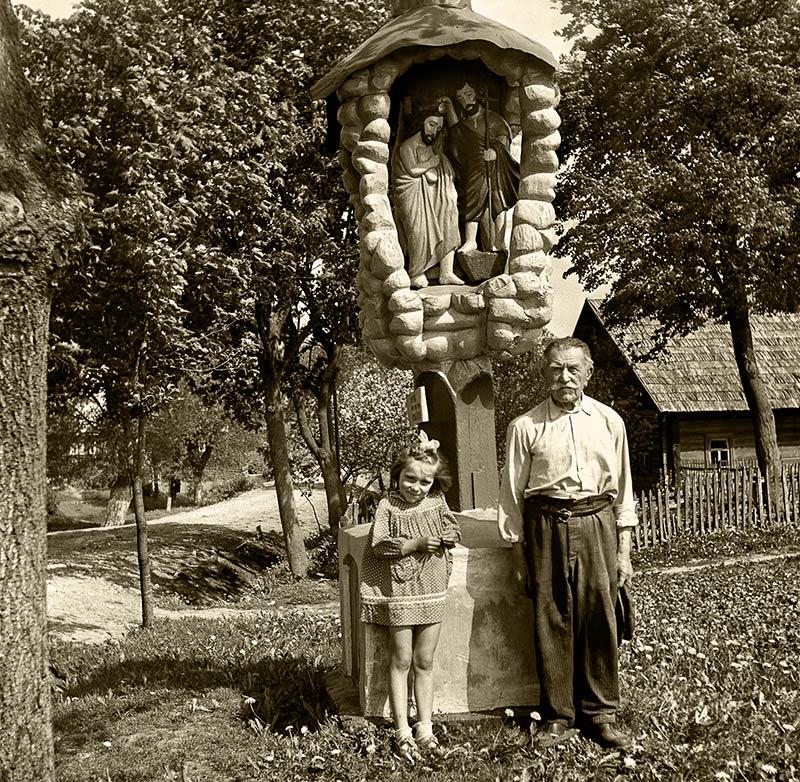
[392,734,422,765]
[417,733,447,759]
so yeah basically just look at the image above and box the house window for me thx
[708,438,731,466]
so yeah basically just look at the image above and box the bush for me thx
[202,474,260,505]
[307,529,339,580]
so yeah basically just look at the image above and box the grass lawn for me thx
[50,548,800,781]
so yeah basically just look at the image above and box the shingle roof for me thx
[583,299,800,413]
[311,5,557,101]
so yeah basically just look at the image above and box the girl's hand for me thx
[439,529,459,548]
[416,536,443,553]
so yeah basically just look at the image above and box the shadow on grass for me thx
[54,653,333,736]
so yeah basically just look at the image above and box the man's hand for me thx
[483,148,497,162]
[510,542,530,596]
[617,527,634,587]
[617,551,634,587]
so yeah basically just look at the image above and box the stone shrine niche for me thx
[389,59,521,289]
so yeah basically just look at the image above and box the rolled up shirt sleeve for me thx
[498,419,531,543]
[612,420,638,528]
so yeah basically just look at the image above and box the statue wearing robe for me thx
[392,115,463,287]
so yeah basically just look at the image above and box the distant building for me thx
[573,299,800,484]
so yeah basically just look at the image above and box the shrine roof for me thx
[311,5,558,101]
[579,299,800,413]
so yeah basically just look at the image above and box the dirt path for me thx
[47,487,331,644]
[49,486,328,537]
[48,500,800,645]
[47,572,339,645]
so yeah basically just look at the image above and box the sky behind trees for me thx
[14,0,589,335]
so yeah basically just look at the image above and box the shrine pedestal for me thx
[338,510,538,718]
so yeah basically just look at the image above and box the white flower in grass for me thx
[504,708,514,718]
[530,711,541,721]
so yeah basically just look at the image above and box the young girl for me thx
[360,434,461,762]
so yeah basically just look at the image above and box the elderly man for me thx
[498,337,637,750]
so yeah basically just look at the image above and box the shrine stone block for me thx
[338,514,539,718]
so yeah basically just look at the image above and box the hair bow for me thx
[417,430,440,452]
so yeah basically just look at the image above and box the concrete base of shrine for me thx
[337,510,539,718]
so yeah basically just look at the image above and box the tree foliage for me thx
[148,382,265,501]
[557,0,800,342]
[336,345,415,490]
[20,0,388,572]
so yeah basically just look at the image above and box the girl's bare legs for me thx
[412,622,442,726]
[388,626,414,732]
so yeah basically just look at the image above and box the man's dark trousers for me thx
[522,495,619,726]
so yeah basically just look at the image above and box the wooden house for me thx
[573,299,800,482]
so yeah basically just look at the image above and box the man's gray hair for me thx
[542,337,594,369]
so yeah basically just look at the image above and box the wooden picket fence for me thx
[633,463,800,549]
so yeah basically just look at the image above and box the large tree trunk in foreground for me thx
[265,382,308,577]
[727,302,784,515]
[104,473,132,527]
[0,1,79,778]
[0,246,53,782]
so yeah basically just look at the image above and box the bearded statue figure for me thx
[392,109,465,288]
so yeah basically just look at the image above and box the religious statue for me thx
[392,111,464,287]
[440,81,520,253]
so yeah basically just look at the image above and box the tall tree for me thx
[557,0,800,509]
[21,0,386,577]
[0,1,80,777]
[148,382,265,504]
[291,232,360,531]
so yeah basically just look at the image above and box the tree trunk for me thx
[185,442,212,505]
[319,392,346,529]
[133,413,153,626]
[265,381,308,577]
[727,302,784,515]
[0,1,79,776]
[320,449,346,531]
[294,377,346,531]
[0,234,53,782]
[104,474,131,527]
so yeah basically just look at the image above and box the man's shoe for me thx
[535,721,579,747]
[582,722,632,751]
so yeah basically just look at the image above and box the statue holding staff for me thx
[440,82,520,253]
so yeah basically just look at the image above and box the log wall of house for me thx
[676,411,800,465]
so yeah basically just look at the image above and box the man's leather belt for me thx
[526,494,612,521]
